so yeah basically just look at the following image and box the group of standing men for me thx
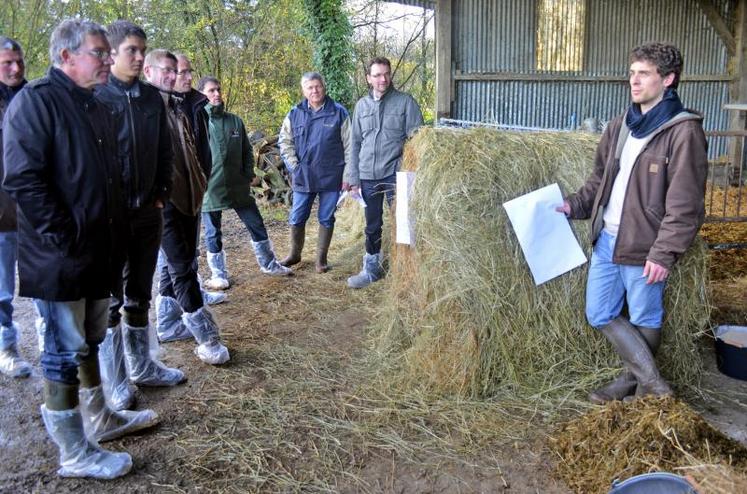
[0,17,423,479]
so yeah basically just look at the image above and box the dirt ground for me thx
[1,211,746,494]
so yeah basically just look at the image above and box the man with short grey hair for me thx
[345,57,423,288]
[4,19,159,479]
[0,36,31,378]
[278,71,350,273]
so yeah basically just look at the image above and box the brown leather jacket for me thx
[161,92,207,216]
[566,111,708,269]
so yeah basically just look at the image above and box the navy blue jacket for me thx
[279,96,348,193]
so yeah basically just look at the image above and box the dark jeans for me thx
[360,174,396,255]
[159,203,203,313]
[36,298,109,385]
[202,203,269,254]
[109,206,163,327]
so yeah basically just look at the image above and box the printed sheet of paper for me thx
[395,171,416,245]
[503,183,587,285]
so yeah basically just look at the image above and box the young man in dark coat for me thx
[3,19,158,479]
[94,21,185,412]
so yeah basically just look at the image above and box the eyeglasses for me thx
[153,65,177,74]
[177,69,193,76]
[79,49,112,61]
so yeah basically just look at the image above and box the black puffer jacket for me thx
[2,67,125,301]
[94,75,173,209]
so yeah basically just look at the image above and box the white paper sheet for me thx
[336,190,366,209]
[395,171,416,245]
[503,183,587,285]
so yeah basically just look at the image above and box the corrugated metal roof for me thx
[383,0,434,9]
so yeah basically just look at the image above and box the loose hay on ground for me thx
[549,396,747,494]
[375,127,710,402]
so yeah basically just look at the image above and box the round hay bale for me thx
[375,126,710,400]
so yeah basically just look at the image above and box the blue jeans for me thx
[360,175,396,255]
[0,231,17,331]
[288,191,339,229]
[36,298,109,385]
[202,204,269,254]
[585,230,665,329]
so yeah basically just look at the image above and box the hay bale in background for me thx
[375,127,710,400]
[549,396,747,493]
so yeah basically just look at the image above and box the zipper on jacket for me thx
[126,90,140,208]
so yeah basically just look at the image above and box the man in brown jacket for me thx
[144,49,229,365]
[558,42,708,403]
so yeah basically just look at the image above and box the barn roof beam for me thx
[696,0,736,56]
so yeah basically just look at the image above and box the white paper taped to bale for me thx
[396,171,416,245]
[503,183,587,285]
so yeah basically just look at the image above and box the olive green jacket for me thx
[202,103,255,212]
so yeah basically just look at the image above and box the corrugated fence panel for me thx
[451,0,732,142]
[454,79,729,159]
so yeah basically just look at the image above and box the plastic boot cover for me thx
[205,250,230,290]
[79,385,159,443]
[182,307,230,365]
[35,316,46,353]
[98,325,136,411]
[122,324,186,386]
[155,295,192,342]
[202,289,227,305]
[41,405,132,479]
[252,239,292,276]
[0,323,31,377]
[347,253,383,289]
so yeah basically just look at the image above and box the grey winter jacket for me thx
[346,86,423,185]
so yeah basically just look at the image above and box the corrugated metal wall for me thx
[451,0,733,147]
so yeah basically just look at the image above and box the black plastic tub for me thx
[714,325,747,381]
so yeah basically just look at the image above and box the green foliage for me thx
[303,0,355,108]
[0,0,313,134]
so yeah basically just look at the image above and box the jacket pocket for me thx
[637,152,667,216]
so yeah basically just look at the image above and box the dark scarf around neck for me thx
[625,87,684,138]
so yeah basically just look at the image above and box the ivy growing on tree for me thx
[303,0,355,108]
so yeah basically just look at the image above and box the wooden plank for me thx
[696,0,737,56]
[435,0,452,119]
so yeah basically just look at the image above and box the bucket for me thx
[714,325,747,381]
[608,472,697,493]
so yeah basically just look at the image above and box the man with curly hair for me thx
[558,43,708,403]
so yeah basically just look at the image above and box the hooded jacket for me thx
[566,111,708,269]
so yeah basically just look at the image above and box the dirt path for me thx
[1,212,745,493]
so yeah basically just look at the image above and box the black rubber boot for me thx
[598,317,672,399]
[280,225,305,267]
[315,225,334,273]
